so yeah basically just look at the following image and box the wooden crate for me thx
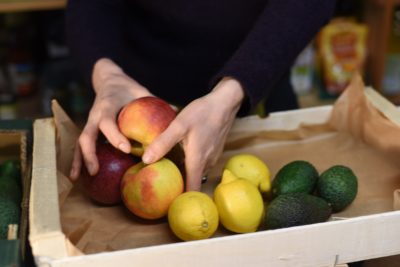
[29,102,400,267]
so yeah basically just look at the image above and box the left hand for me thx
[142,77,245,191]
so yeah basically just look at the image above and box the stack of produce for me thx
[79,96,359,243]
[267,160,358,229]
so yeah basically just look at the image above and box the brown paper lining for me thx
[52,74,400,256]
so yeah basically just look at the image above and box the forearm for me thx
[216,0,336,110]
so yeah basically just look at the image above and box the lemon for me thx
[214,169,264,233]
[224,153,271,194]
[168,191,219,241]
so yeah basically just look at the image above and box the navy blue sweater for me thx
[66,0,335,113]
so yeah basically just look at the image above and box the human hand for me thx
[69,58,152,180]
[142,77,245,191]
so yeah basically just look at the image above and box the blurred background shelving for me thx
[295,0,400,108]
[0,0,89,123]
[0,0,399,120]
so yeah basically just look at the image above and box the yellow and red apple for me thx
[121,158,184,219]
[118,96,176,156]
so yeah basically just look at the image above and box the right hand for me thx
[69,58,152,180]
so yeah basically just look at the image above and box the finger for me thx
[79,124,99,176]
[69,141,82,181]
[142,121,185,164]
[203,138,226,175]
[99,117,131,153]
[184,151,203,191]
[200,155,219,185]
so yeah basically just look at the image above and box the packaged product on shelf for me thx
[290,44,315,95]
[316,18,368,96]
[7,63,36,97]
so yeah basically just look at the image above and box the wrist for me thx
[92,58,151,98]
[92,58,124,92]
[212,77,245,109]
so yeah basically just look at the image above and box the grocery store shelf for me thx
[0,0,65,13]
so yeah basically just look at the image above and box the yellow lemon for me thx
[214,169,264,233]
[224,153,271,194]
[168,191,219,241]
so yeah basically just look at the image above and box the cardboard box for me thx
[29,91,400,267]
[0,126,32,266]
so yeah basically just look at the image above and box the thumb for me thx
[142,124,183,164]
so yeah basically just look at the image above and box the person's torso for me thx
[121,0,268,105]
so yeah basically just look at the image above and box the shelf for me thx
[0,0,65,13]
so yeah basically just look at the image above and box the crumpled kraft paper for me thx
[52,73,400,256]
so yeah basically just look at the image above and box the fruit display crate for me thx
[28,81,400,267]
[0,122,33,267]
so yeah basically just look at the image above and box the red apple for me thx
[82,141,138,205]
[117,96,176,156]
[121,158,184,219]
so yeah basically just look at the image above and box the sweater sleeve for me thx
[65,0,124,86]
[214,0,336,111]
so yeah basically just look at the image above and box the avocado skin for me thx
[317,165,358,212]
[265,193,331,230]
[272,160,319,198]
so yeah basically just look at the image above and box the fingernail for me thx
[142,152,154,164]
[118,142,130,153]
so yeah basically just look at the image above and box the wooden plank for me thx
[29,118,68,260]
[0,0,65,13]
[45,211,400,267]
